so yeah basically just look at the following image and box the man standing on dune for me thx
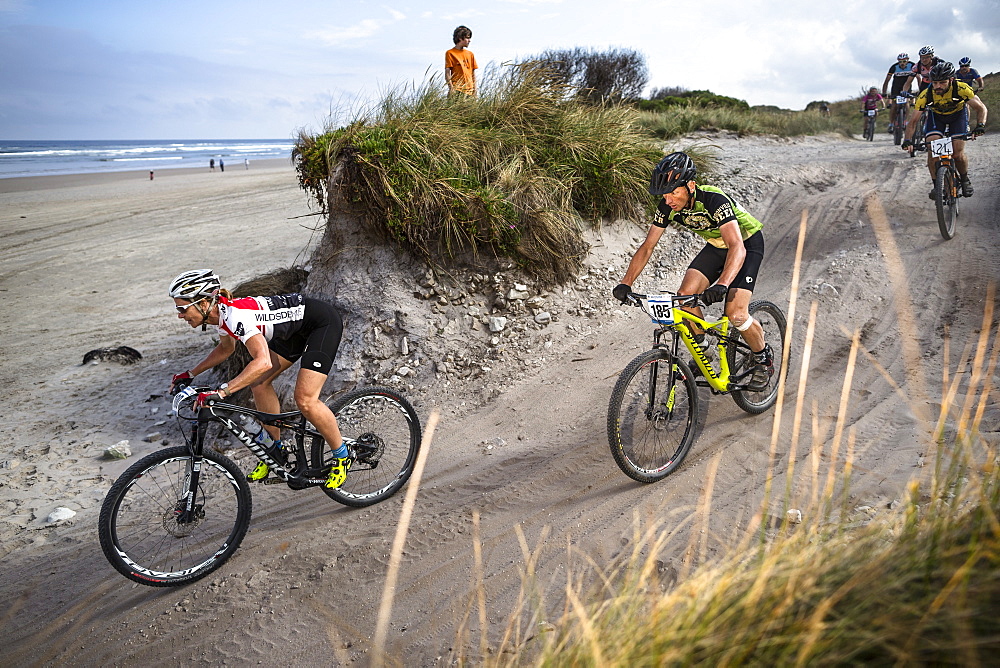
[445,25,478,97]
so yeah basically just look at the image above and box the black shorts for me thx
[688,231,764,293]
[267,298,343,375]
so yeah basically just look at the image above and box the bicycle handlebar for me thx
[625,291,703,308]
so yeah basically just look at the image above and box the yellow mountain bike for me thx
[607,291,787,482]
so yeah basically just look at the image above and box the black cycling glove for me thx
[901,139,912,149]
[612,283,631,304]
[973,122,986,137]
[702,283,729,306]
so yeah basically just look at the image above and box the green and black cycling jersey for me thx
[652,185,763,248]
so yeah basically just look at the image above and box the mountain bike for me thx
[891,92,913,145]
[862,109,878,141]
[607,291,787,483]
[908,109,927,158]
[919,132,974,240]
[98,385,422,586]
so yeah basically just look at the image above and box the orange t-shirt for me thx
[445,47,478,94]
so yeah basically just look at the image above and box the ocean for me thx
[0,139,295,179]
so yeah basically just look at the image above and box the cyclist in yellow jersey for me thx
[903,61,987,197]
[613,152,773,391]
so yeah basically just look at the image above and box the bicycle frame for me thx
[174,387,331,491]
[638,294,751,393]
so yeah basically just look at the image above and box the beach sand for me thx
[2,132,999,664]
[0,159,320,543]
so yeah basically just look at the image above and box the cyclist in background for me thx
[861,86,886,114]
[167,269,352,489]
[612,153,774,391]
[902,62,988,197]
[956,57,984,91]
[882,53,916,134]
[913,45,943,93]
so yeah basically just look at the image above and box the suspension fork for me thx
[176,409,210,523]
[643,327,681,418]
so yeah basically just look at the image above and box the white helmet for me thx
[168,269,221,300]
[918,45,934,56]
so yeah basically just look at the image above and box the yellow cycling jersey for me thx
[914,80,977,116]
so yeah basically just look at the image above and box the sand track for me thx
[2,133,999,665]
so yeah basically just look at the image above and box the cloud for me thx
[304,7,408,47]
[304,19,381,45]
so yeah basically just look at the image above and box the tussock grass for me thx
[637,101,856,140]
[294,64,661,283]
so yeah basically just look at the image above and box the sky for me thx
[1,0,998,140]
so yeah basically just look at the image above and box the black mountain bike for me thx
[891,92,913,146]
[908,109,927,158]
[862,109,878,141]
[98,385,421,586]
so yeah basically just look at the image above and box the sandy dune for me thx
[1,134,998,665]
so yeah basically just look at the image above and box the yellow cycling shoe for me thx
[247,461,270,482]
[325,457,352,489]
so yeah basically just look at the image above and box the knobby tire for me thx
[935,165,957,240]
[607,351,699,483]
[320,386,422,507]
[728,300,788,414]
[893,108,905,145]
[98,446,252,587]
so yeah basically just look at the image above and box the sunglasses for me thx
[174,298,206,313]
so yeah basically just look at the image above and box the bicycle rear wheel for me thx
[98,446,251,586]
[729,300,788,414]
[866,116,875,141]
[607,350,699,483]
[320,386,422,507]
[935,165,957,240]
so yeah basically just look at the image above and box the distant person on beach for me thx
[245,158,250,170]
[167,269,351,489]
[219,159,225,172]
[210,158,215,171]
[445,25,478,96]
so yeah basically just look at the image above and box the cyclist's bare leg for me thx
[249,352,294,440]
[678,268,710,336]
[925,131,944,181]
[293,368,344,452]
[725,288,765,352]
[953,138,969,177]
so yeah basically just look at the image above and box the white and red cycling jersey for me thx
[217,293,307,344]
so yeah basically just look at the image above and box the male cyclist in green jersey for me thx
[902,61,988,197]
[613,152,773,390]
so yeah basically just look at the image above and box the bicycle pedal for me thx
[262,477,285,485]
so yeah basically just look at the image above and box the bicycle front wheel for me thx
[893,109,905,145]
[321,386,422,507]
[729,300,788,414]
[935,165,957,240]
[98,446,252,586]
[607,350,699,483]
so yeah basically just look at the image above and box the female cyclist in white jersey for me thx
[167,269,350,489]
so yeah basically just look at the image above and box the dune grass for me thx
[637,101,856,140]
[293,64,661,283]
